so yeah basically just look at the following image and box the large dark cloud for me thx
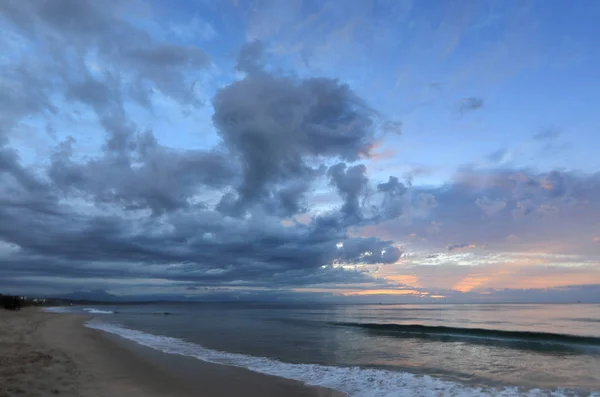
[0,6,408,294]
[327,163,368,222]
[49,132,237,214]
[212,42,377,214]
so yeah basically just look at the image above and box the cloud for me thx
[0,2,409,295]
[212,43,384,215]
[447,243,476,252]
[1,2,598,301]
[475,197,507,217]
[458,97,484,113]
[338,237,402,265]
[327,163,368,221]
[235,40,266,74]
[365,167,600,260]
[375,176,410,220]
[533,128,560,141]
[487,148,509,163]
[0,0,210,143]
[370,246,600,299]
[49,134,237,214]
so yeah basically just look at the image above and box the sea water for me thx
[47,303,600,396]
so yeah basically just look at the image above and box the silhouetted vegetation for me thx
[0,293,110,311]
[1,294,23,311]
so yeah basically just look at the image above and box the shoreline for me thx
[0,309,343,397]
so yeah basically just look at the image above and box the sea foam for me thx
[43,307,115,314]
[86,321,598,397]
[82,308,114,314]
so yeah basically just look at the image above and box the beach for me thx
[2,304,599,397]
[0,309,342,397]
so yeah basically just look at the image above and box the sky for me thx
[0,0,599,302]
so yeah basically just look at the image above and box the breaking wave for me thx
[83,308,114,314]
[333,322,600,349]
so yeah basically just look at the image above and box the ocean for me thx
[48,303,600,396]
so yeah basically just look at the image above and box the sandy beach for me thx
[0,309,343,397]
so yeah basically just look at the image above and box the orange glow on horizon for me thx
[385,274,421,288]
[452,275,492,292]
[344,289,426,296]
[343,289,446,299]
[495,272,600,290]
[448,256,600,292]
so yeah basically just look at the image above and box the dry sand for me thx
[0,309,344,397]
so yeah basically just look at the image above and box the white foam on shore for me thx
[43,307,114,314]
[86,321,598,397]
[83,308,114,314]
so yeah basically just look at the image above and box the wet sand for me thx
[0,309,343,397]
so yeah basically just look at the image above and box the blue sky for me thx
[146,0,600,181]
[0,0,599,302]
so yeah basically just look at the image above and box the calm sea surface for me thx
[52,303,600,396]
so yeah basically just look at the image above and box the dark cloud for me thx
[338,237,402,264]
[49,132,237,214]
[0,1,407,295]
[458,97,484,113]
[212,62,378,214]
[327,163,368,221]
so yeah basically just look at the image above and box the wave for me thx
[86,321,596,397]
[124,311,178,316]
[334,322,600,348]
[43,307,178,316]
[83,308,114,314]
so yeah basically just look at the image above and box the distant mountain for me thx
[55,289,121,302]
